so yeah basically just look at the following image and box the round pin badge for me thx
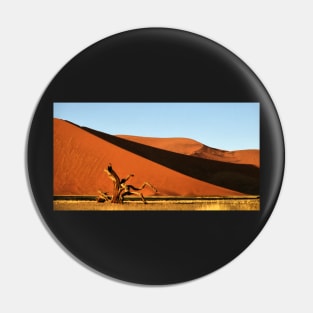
[27,28,284,285]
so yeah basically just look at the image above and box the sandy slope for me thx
[54,119,245,196]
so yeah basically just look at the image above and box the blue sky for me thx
[54,102,259,151]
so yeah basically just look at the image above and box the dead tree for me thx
[104,163,122,203]
[96,191,111,202]
[98,163,157,204]
[119,182,157,204]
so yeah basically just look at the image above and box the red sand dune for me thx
[54,118,248,196]
[118,135,259,167]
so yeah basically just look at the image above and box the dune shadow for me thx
[81,126,259,195]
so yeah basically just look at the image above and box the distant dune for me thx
[117,135,204,155]
[118,135,259,167]
[53,119,259,196]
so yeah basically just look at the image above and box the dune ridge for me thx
[54,118,259,196]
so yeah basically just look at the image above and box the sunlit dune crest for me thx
[117,135,203,155]
[117,134,259,167]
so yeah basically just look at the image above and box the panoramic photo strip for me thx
[53,102,260,211]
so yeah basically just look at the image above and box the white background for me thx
[1,1,312,312]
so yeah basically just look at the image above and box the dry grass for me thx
[54,197,260,211]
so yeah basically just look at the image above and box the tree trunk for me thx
[111,182,121,203]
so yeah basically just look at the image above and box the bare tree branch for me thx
[101,163,157,204]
